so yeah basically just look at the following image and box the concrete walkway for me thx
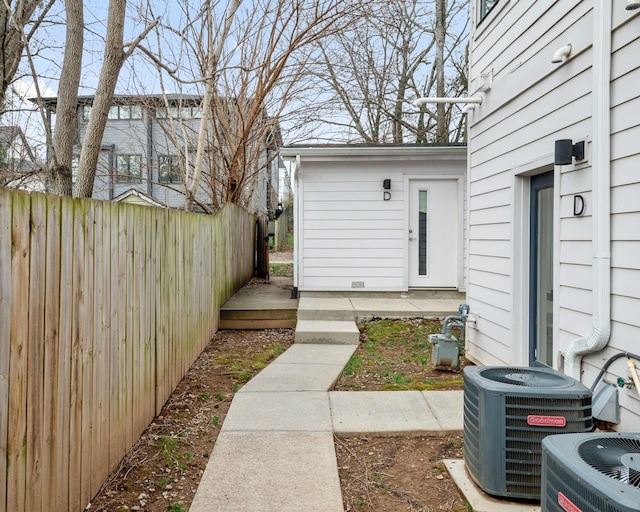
[189,343,464,512]
[189,294,539,512]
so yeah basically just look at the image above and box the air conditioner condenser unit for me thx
[463,366,593,500]
[542,432,640,512]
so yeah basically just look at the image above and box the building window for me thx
[156,106,202,119]
[108,105,143,120]
[116,154,142,182]
[478,0,499,22]
[82,106,91,121]
[158,155,181,184]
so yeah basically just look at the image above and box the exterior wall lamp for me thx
[554,139,585,165]
[626,0,640,10]
[383,179,391,201]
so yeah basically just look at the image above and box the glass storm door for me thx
[408,180,458,288]
[530,171,554,366]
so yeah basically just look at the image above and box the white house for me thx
[280,144,467,293]
[463,1,640,432]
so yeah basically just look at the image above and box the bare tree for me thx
[139,0,357,211]
[187,0,241,211]
[46,0,83,195]
[74,0,158,198]
[305,0,468,144]
[0,0,56,117]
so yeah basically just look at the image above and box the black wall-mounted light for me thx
[383,179,391,190]
[555,139,585,165]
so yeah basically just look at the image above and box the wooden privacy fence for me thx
[0,189,256,512]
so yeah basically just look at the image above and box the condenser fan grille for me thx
[578,437,640,487]
[480,367,571,387]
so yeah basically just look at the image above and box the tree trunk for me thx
[48,0,83,196]
[74,0,127,198]
[434,0,447,143]
[187,0,242,212]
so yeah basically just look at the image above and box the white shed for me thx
[279,144,467,293]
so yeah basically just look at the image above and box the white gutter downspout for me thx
[564,2,612,380]
[293,155,301,292]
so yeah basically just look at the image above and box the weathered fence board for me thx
[0,193,12,512]
[7,192,30,512]
[0,189,255,512]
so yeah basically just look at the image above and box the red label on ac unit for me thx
[558,491,582,512]
[526,414,566,427]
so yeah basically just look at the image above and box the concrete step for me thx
[295,320,360,345]
[219,308,297,330]
[296,297,355,321]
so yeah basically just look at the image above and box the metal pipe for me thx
[589,351,640,392]
[412,97,483,107]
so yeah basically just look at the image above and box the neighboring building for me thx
[0,125,44,191]
[38,94,280,216]
[280,144,467,293]
[464,1,640,431]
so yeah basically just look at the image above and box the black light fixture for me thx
[383,179,391,190]
[555,139,585,165]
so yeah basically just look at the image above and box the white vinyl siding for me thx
[467,0,640,431]
[301,165,406,290]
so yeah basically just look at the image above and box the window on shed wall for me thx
[418,190,428,276]
[478,0,499,22]
[116,154,142,182]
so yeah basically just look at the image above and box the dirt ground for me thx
[88,263,468,512]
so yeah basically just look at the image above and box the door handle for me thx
[409,237,416,241]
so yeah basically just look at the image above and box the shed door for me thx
[408,179,459,288]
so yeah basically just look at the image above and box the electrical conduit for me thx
[564,2,612,380]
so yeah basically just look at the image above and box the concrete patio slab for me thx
[221,391,332,432]
[348,297,421,318]
[238,362,346,392]
[189,431,344,512]
[271,343,357,366]
[422,390,464,431]
[405,298,464,317]
[329,391,442,434]
[445,459,541,512]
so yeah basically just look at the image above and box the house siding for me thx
[300,162,406,290]
[467,1,640,431]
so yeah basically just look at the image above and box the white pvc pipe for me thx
[412,97,483,107]
[564,3,612,380]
